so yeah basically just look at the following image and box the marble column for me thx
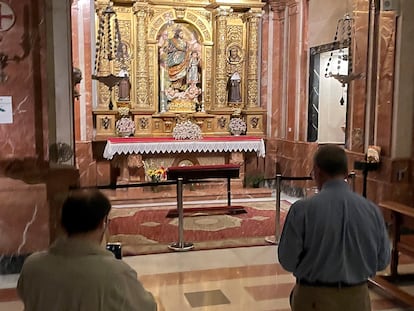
[245,9,262,109]
[375,12,397,157]
[269,1,287,138]
[286,0,299,141]
[133,2,150,108]
[349,5,369,152]
[214,7,231,109]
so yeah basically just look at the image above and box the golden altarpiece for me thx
[93,0,265,139]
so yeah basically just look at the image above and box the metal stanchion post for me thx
[227,176,231,206]
[168,177,194,251]
[265,174,282,245]
[348,171,356,192]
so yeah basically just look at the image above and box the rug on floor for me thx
[107,200,290,256]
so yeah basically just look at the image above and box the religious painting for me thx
[158,22,202,112]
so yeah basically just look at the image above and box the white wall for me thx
[318,49,348,143]
[392,0,414,158]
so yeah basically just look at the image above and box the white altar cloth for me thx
[103,137,266,160]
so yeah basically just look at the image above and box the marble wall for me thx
[0,1,80,273]
[262,0,413,205]
[0,1,49,273]
[0,1,48,161]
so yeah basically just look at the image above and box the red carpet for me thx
[107,201,290,256]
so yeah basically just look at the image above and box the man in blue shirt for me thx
[278,144,390,311]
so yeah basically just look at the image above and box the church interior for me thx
[0,0,414,309]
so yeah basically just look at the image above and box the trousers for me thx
[290,283,371,311]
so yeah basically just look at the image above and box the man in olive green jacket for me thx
[18,189,157,311]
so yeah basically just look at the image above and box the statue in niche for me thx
[158,23,202,112]
[227,71,242,103]
[187,51,200,85]
[118,70,131,102]
[165,28,189,89]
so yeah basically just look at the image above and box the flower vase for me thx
[232,130,242,136]
[150,175,161,192]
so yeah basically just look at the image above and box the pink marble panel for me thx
[349,11,369,152]
[71,0,94,141]
[81,1,94,141]
[375,13,397,157]
[298,2,309,142]
[96,161,112,186]
[260,7,270,112]
[0,1,48,161]
[0,178,48,254]
[270,7,286,139]
[264,138,277,178]
[286,3,298,141]
[76,141,97,187]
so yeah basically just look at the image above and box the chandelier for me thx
[324,13,363,105]
[92,1,124,110]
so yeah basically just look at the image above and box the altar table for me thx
[103,136,266,159]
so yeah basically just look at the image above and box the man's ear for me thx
[102,216,109,230]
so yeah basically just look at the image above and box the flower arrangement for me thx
[115,117,135,137]
[229,117,247,135]
[143,161,166,182]
[172,120,202,140]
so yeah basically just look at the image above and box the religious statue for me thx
[158,24,202,112]
[165,28,189,89]
[187,51,200,85]
[118,72,131,102]
[227,71,242,103]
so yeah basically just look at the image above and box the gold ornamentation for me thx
[139,117,150,130]
[134,3,150,108]
[204,48,212,105]
[250,116,259,129]
[217,116,227,129]
[174,7,186,19]
[214,8,230,108]
[168,99,196,112]
[148,46,155,108]
[245,9,262,108]
[98,82,111,108]
[101,116,111,130]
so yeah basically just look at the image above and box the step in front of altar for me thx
[102,184,272,206]
[166,205,248,218]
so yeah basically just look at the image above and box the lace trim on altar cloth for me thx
[103,138,266,159]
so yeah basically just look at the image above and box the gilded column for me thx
[133,2,150,108]
[245,9,262,109]
[214,7,231,109]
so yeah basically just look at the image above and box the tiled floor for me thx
[1,195,414,310]
[2,246,414,310]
